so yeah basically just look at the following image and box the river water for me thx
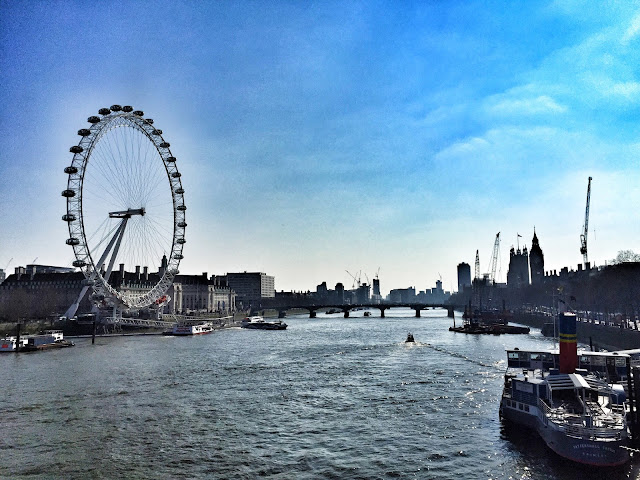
[1,308,639,479]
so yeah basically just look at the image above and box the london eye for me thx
[62,105,186,313]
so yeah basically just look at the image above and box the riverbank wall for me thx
[512,312,640,351]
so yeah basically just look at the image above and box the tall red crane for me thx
[580,177,592,268]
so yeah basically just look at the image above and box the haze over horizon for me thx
[1,1,639,296]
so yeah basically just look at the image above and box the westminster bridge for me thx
[256,298,460,319]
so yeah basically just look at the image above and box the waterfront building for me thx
[507,245,530,288]
[355,283,371,304]
[0,261,237,319]
[169,274,236,314]
[0,266,90,319]
[316,281,328,299]
[225,271,275,308]
[529,230,544,285]
[416,280,451,304]
[457,262,471,292]
[0,268,5,285]
[388,287,416,303]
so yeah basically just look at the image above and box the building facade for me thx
[507,246,530,287]
[225,272,275,307]
[169,274,236,314]
[0,262,237,319]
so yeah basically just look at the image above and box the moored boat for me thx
[500,313,630,466]
[169,321,214,336]
[0,336,27,352]
[20,331,74,351]
[241,316,287,330]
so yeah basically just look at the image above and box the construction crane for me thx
[580,176,592,268]
[3,257,12,270]
[488,232,500,284]
[474,250,480,281]
[345,270,360,289]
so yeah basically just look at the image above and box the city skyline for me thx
[1,1,639,295]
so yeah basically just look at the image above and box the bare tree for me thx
[611,250,640,264]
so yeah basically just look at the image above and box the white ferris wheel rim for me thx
[62,105,186,309]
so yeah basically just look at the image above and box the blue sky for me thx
[1,0,639,294]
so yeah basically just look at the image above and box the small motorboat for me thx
[405,332,415,343]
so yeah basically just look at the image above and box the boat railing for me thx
[537,398,626,440]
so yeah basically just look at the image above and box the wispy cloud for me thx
[486,95,567,116]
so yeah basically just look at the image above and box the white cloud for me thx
[622,13,640,44]
[487,95,567,116]
[611,81,640,98]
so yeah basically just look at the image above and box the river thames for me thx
[1,308,639,479]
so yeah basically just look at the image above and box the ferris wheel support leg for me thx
[103,218,129,284]
[89,217,128,281]
[63,285,91,319]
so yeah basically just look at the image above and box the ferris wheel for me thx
[62,105,186,312]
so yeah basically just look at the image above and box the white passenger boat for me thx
[170,321,214,336]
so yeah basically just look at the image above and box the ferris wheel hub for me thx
[108,208,145,218]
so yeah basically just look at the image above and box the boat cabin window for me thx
[530,353,541,361]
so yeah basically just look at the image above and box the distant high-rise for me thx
[457,262,471,292]
[529,229,545,285]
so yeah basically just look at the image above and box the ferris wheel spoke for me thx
[89,146,130,206]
